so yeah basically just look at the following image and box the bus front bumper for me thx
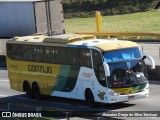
[107,89,149,103]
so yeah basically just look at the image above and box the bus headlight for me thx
[141,87,149,92]
[109,92,121,96]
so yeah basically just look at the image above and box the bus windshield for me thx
[103,47,142,63]
[103,47,147,88]
[103,47,142,73]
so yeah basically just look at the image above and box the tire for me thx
[33,84,42,100]
[24,83,34,99]
[85,89,97,107]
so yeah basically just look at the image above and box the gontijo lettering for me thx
[28,65,52,74]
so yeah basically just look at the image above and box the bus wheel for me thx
[33,83,42,100]
[24,82,34,99]
[85,89,96,107]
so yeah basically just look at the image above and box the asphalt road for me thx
[0,70,160,120]
[140,42,160,65]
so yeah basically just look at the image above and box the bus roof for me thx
[11,34,138,51]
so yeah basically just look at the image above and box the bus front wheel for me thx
[85,89,97,107]
[33,83,42,100]
[24,82,34,99]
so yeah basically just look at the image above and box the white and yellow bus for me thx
[6,34,155,106]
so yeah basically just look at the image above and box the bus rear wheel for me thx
[85,89,97,107]
[33,83,42,100]
[24,82,34,99]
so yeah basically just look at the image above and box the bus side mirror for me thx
[103,62,110,77]
[144,55,155,69]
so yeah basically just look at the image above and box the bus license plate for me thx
[128,96,135,100]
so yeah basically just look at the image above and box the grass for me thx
[64,10,160,34]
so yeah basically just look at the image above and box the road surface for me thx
[0,70,160,120]
[140,42,160,65]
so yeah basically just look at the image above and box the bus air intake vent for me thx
[43,34,96,44]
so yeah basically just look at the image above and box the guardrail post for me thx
[96,11,102,32]
[138,36,140,39]
[123,36,126,39]
[8,102,14,112]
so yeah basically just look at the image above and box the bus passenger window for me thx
[32,46,43,62]
[54,47,67,64]
[12,44,22,60]
[92,50,106,86]
[79,49,92,68]
[23,45,32,61]
[92,50,103,71]
[67,48,79,65]
[99,65,106,81]
[44,47,55,63]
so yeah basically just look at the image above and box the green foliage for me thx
[64,10,160,34]
[63,0,158,18]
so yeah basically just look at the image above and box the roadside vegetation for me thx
[64,10,160,35]
[63,0,158,18]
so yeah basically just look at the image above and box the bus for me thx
[6,34,155,106]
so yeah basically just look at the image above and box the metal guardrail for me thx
[75,32,160,39]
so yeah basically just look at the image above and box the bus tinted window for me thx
[44,47,67,64]
[79,49,92,68]
[92,50,103,71]
[54,47,67,64]
[44,47,55,63]
[32,46,44,62]
[7,44,22,60]
[7,44,92,68]
[92,50,106,86]
[67,48,79,65]
[23,45,32,61]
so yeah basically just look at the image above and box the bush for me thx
[63,0,158,18]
